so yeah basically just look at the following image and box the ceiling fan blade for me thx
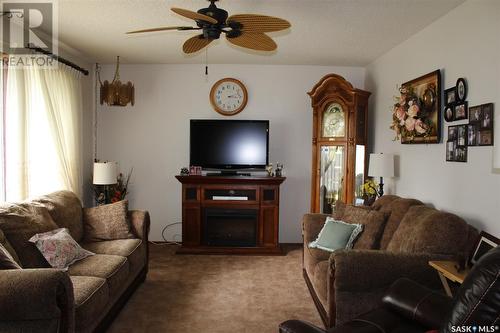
[183,35,213,54]
[171,7,218,24]
[227,14,291,32]
[226,32,277,51]
[126,26,199,34]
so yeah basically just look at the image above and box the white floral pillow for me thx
[29,228,94,270]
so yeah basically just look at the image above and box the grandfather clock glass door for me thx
[308,74,370,213]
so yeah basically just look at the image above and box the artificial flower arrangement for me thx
[111,169,133,203]
[360,179,378,206]
[390,86,433,141]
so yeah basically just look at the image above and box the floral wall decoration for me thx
[390,70,442,144]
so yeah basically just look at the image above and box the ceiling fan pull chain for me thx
[205,48,209,76]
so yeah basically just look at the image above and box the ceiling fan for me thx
[126,0,291,54]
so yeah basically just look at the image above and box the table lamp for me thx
[93,161,117,204]
[368,153,394,197]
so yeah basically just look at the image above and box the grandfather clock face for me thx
[322,103,345,138]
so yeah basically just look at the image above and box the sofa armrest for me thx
[128,210,150,241]
[0,269,74,332]
[302,213,330,243]
[330,250,445,292]
[382,278,452,329]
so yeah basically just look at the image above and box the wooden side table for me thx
[429,260,471,296]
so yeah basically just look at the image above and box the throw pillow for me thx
[341,205,389,250]
[309,217,363,252]
[0,243,21,269]
[0,203,58,268]
[29,228,94,270]
[83,200,134,242]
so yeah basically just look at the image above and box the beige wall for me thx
[96,64,365,242]
[365,0,500,236]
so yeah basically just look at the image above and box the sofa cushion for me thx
[29,228,94,270]
[32,191,84,242]
[304,246,330,279]
[70,276,109,332]
[83,200,134,242]
[0,243,21,269]
[83,239,145,277]
[341,206,388,250]
[386,205,469,255]
[309,218,363,252]
[378,198,424,250]
[69,254,129,297]
[370,195,400,211]
[0,229,20,264]
[0,203,58,268]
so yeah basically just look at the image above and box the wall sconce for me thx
[99,56,135,106]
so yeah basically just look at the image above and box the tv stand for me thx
[206,171,251,177]
[175,175,286,255]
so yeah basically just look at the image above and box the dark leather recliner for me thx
[280,246,500,333]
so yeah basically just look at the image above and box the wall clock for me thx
[209,78,248,116]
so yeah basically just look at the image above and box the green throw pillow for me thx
[309,217,363,252]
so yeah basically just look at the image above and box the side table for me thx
[429,260,471,296]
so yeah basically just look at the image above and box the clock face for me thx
[322,103,345,138]
[210,78,248,116]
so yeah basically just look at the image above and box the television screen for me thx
[190,120,269,170]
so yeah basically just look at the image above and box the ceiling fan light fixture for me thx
[99,56,135,107]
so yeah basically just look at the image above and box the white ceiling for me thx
[58,0,465,66]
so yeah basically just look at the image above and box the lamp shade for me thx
[368,153,395,178]
[93,162,117,185]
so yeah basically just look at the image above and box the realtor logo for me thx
[1,1,58,68]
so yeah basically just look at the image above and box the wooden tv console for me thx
[175,175,286,255]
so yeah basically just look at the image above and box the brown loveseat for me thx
[302,195,478,329]
[0,191,150,333]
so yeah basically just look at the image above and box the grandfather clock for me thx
[308,74,371,213]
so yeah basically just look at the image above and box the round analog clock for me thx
[209,78,248,116]
[322,103,345,138]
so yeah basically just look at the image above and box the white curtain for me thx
[5,65,83,201]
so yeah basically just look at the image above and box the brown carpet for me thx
[107,244,322,333]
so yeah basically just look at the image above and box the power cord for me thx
[149,222,182,246]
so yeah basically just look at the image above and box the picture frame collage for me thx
[445,77,495,162]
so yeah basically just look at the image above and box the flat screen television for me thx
[190,119,269,172]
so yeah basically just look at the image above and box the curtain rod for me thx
[26,44,89,76]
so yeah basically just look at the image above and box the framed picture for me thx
[444,87,456,106]
[454,102,468,121]
[455,78,467,102]
[457,125,467,147]
[469,103,494,147]
[467,124,478,146]
[446,141,455,161]
[469,105,482,123]
[481,103,493,129]
[444,105,454,122]
[470,231,499,265]
[446,125,468,162]
[401,70,441,144]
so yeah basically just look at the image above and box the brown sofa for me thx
[302,195,478,329]
[0,191,150,333]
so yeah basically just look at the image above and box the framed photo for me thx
[455,78,467,102]
[448,126,457,141]
[467,124,478,146]
[444,87,456,106]
[470,231,499,265]
[446,125,468,162]
[469,105,482,123]
[479,130,493,146]
[457,124,467,147]
[401,70,441,144]
[481,103,493,129]
[446,141,455,161]
[454,102,468,121]
[444,105,454,122]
